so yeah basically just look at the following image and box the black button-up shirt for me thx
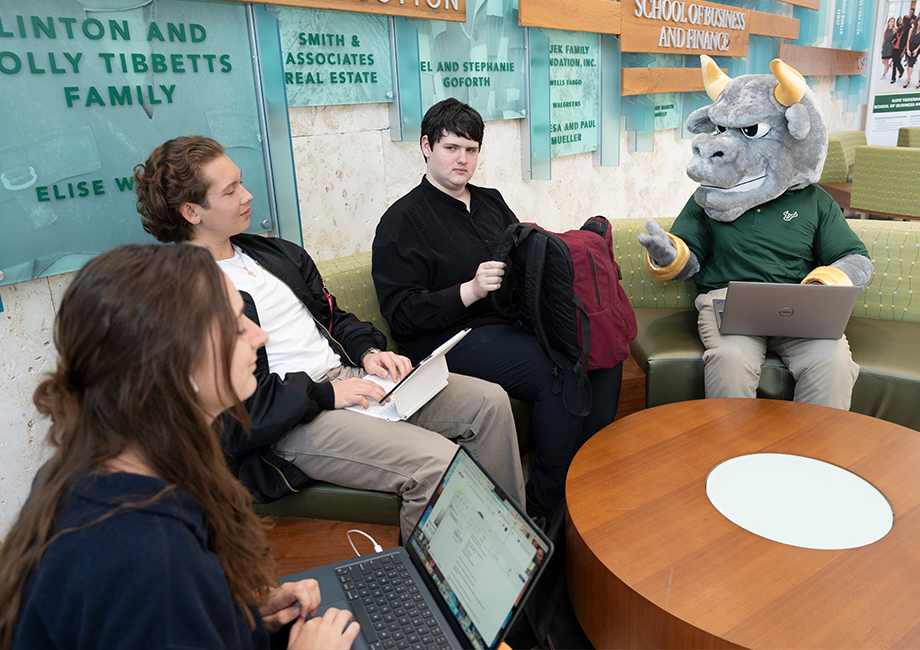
[373,176,519,362]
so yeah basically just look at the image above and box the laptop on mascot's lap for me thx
[714,281,862,339]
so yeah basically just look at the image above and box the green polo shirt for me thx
[670,185,868,294]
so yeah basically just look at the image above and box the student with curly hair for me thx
[133,137,524,542]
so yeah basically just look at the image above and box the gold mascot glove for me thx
[801,266,853,286]
[644,233,691,281]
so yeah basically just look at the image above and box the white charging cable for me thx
[346,529,383,556]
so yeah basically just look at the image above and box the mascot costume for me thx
[639,56,873,410]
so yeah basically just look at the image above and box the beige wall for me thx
[0,80,862,537]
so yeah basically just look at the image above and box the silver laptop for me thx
[281,448,553,650]
[714,281,862,339]
[347,329,470,421]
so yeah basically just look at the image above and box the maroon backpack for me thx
[490,216,637,415]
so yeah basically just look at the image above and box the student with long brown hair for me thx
[0,244,359,650]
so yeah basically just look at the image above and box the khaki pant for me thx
[272,368,525,540]
[695,288,860,410]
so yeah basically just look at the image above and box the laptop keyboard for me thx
[358,399,398,420]
[336,553,452,650]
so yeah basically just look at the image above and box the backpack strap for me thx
[492,224,592,417]
[521,232,591,416]
[521,232,557,380]
[570,291,590,389]
[490,223,526,321]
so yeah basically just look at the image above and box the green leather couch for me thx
[257,216,920,525]
[614,217,920,431]
[254,254,532,525]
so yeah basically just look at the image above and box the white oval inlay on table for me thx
[706,453,893,550]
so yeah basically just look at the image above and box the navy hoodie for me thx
[13,471,276,650]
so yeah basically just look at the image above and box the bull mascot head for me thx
[685,56,827,222]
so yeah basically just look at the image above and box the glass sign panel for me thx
[545,28,599,158]
[653,53,681,131]
[0,0,271,286]
[270,6,393,107]
[411,0,525,121]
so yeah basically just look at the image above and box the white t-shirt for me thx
[217,246,342,381]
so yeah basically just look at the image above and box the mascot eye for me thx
[740,123,771,139]
[715,125,727,134]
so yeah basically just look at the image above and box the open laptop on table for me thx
[347,329,470,421]
[281,447,553,650]
[713,281,862,339]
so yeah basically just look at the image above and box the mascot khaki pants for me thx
[695,288,860,410]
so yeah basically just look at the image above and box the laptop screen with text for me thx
[407,450,550,650]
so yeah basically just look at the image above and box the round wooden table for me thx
[566,399,920,649]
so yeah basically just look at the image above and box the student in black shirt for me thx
[373,99,624,518]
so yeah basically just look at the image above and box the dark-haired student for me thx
[0,244,358,650]
[133,136,525,542]
[372,98,626,520]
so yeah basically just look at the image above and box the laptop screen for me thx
[407,450,551,650]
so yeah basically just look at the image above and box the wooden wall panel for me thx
[518,0,621,35]
[622,67,721,96]
[219,0,467,22]
[779,43,868,76]
[749,11,799,39]
[778,0,820,9]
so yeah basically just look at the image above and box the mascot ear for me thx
[785,103,811,140]
[687,106,715,134]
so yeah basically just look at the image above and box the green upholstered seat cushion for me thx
[831,130,868,167]
[898,126,920,148]
[820,138,849,183]
[821,131,866,182]
[847,318,920,430]
[846,219,920,324]
[851,146,920,218]
[316,252,396,351]
[629,308,793,408]
[254,481,401,525]
[629,307,920,431]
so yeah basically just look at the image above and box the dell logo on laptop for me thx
[779,307,795,317]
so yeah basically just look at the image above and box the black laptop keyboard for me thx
[336,553,452,650]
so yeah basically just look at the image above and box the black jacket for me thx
[223,234,387,502]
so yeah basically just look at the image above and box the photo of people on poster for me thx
[866,1,920,145]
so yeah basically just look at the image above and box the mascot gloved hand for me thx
[638,219,699,280]
[637,55,873,410]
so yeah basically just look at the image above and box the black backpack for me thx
[490,216,637,415]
